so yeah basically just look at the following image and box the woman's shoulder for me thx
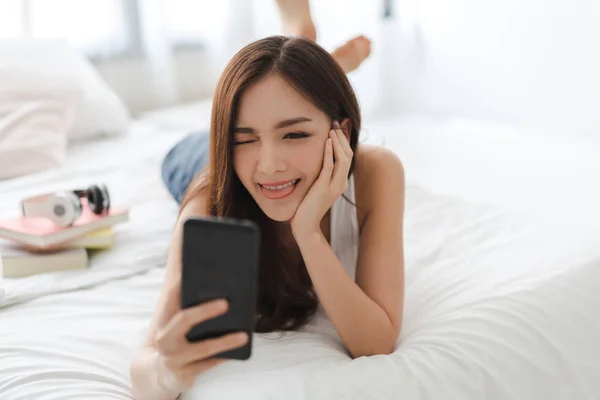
[179,182,210,220]
[355,143,404,173]
[353,144,405,194]
[352,144,405,226]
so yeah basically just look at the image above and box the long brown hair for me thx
[180,35,361,332]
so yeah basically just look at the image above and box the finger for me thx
[333,121,353,159]
[329,128,352,194]
[330,130,350,187]
[178,331,249,365]
[330,129,348,165]
[339,131,353,160]
[318,137,334,182]
[156,298,229,356]
[332,120,352,157]
[329,130,348,185]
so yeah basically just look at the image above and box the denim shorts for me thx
[161,130,210,204]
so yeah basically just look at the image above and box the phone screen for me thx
[181,217,260,360]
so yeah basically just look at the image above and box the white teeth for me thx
[262,179,298,190]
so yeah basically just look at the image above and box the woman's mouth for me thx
[258,179,300,200]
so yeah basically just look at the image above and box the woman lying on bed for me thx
[130,35,406,399]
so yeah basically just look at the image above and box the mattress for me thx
[1,108,600,400]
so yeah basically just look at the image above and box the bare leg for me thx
[274,0,372,73]
[275,0,317,41]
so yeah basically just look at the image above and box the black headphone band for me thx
[71,185,110,214]
[72,185,107,197]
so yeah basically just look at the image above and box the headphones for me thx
[21,184,111,227]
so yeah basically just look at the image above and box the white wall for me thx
[386,0,600,137]
[252,0,600,138]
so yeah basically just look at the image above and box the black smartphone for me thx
[180,216,260,360]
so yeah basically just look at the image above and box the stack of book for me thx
[0,203,129,278]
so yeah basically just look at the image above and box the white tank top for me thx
[329,173,360,281]
[298,174,360,338]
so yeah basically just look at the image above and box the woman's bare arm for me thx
[294,146,405,358]
[130,194,209,400]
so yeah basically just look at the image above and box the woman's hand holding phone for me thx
[153,279,250,391]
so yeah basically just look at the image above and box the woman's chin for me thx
[253,197,298,222]
[246,185,304,222]
[261,207,296,223]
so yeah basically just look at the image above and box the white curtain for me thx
[0,0,131,57]
[136,0,256,108]
[136,0,178,107]
[0,0,425,116]
[0,0,257,111]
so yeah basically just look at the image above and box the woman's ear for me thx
[340,118,352,142]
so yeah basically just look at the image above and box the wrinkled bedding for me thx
[1,113,599,400]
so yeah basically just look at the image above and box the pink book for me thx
[0,203,129,250]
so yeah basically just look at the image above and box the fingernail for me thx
[217,299,228,310]
[333,120,340,127]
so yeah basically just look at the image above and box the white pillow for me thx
[0,39,130,141]
[0,64,80,180]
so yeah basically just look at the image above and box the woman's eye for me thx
[234,140,255,145]
[284,132,309,139]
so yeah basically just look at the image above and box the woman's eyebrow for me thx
[234,117,312,133]
[233,127,255,133]
[274,117,312,129]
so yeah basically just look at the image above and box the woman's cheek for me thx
[233,152,253,186]
[302,139,327,179]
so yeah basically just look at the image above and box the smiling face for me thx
[233,73,331,222]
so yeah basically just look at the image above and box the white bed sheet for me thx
[1,109,600,400]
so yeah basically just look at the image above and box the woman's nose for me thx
[257,143,286,175]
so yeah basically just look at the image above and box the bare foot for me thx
[331,35,372,73]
